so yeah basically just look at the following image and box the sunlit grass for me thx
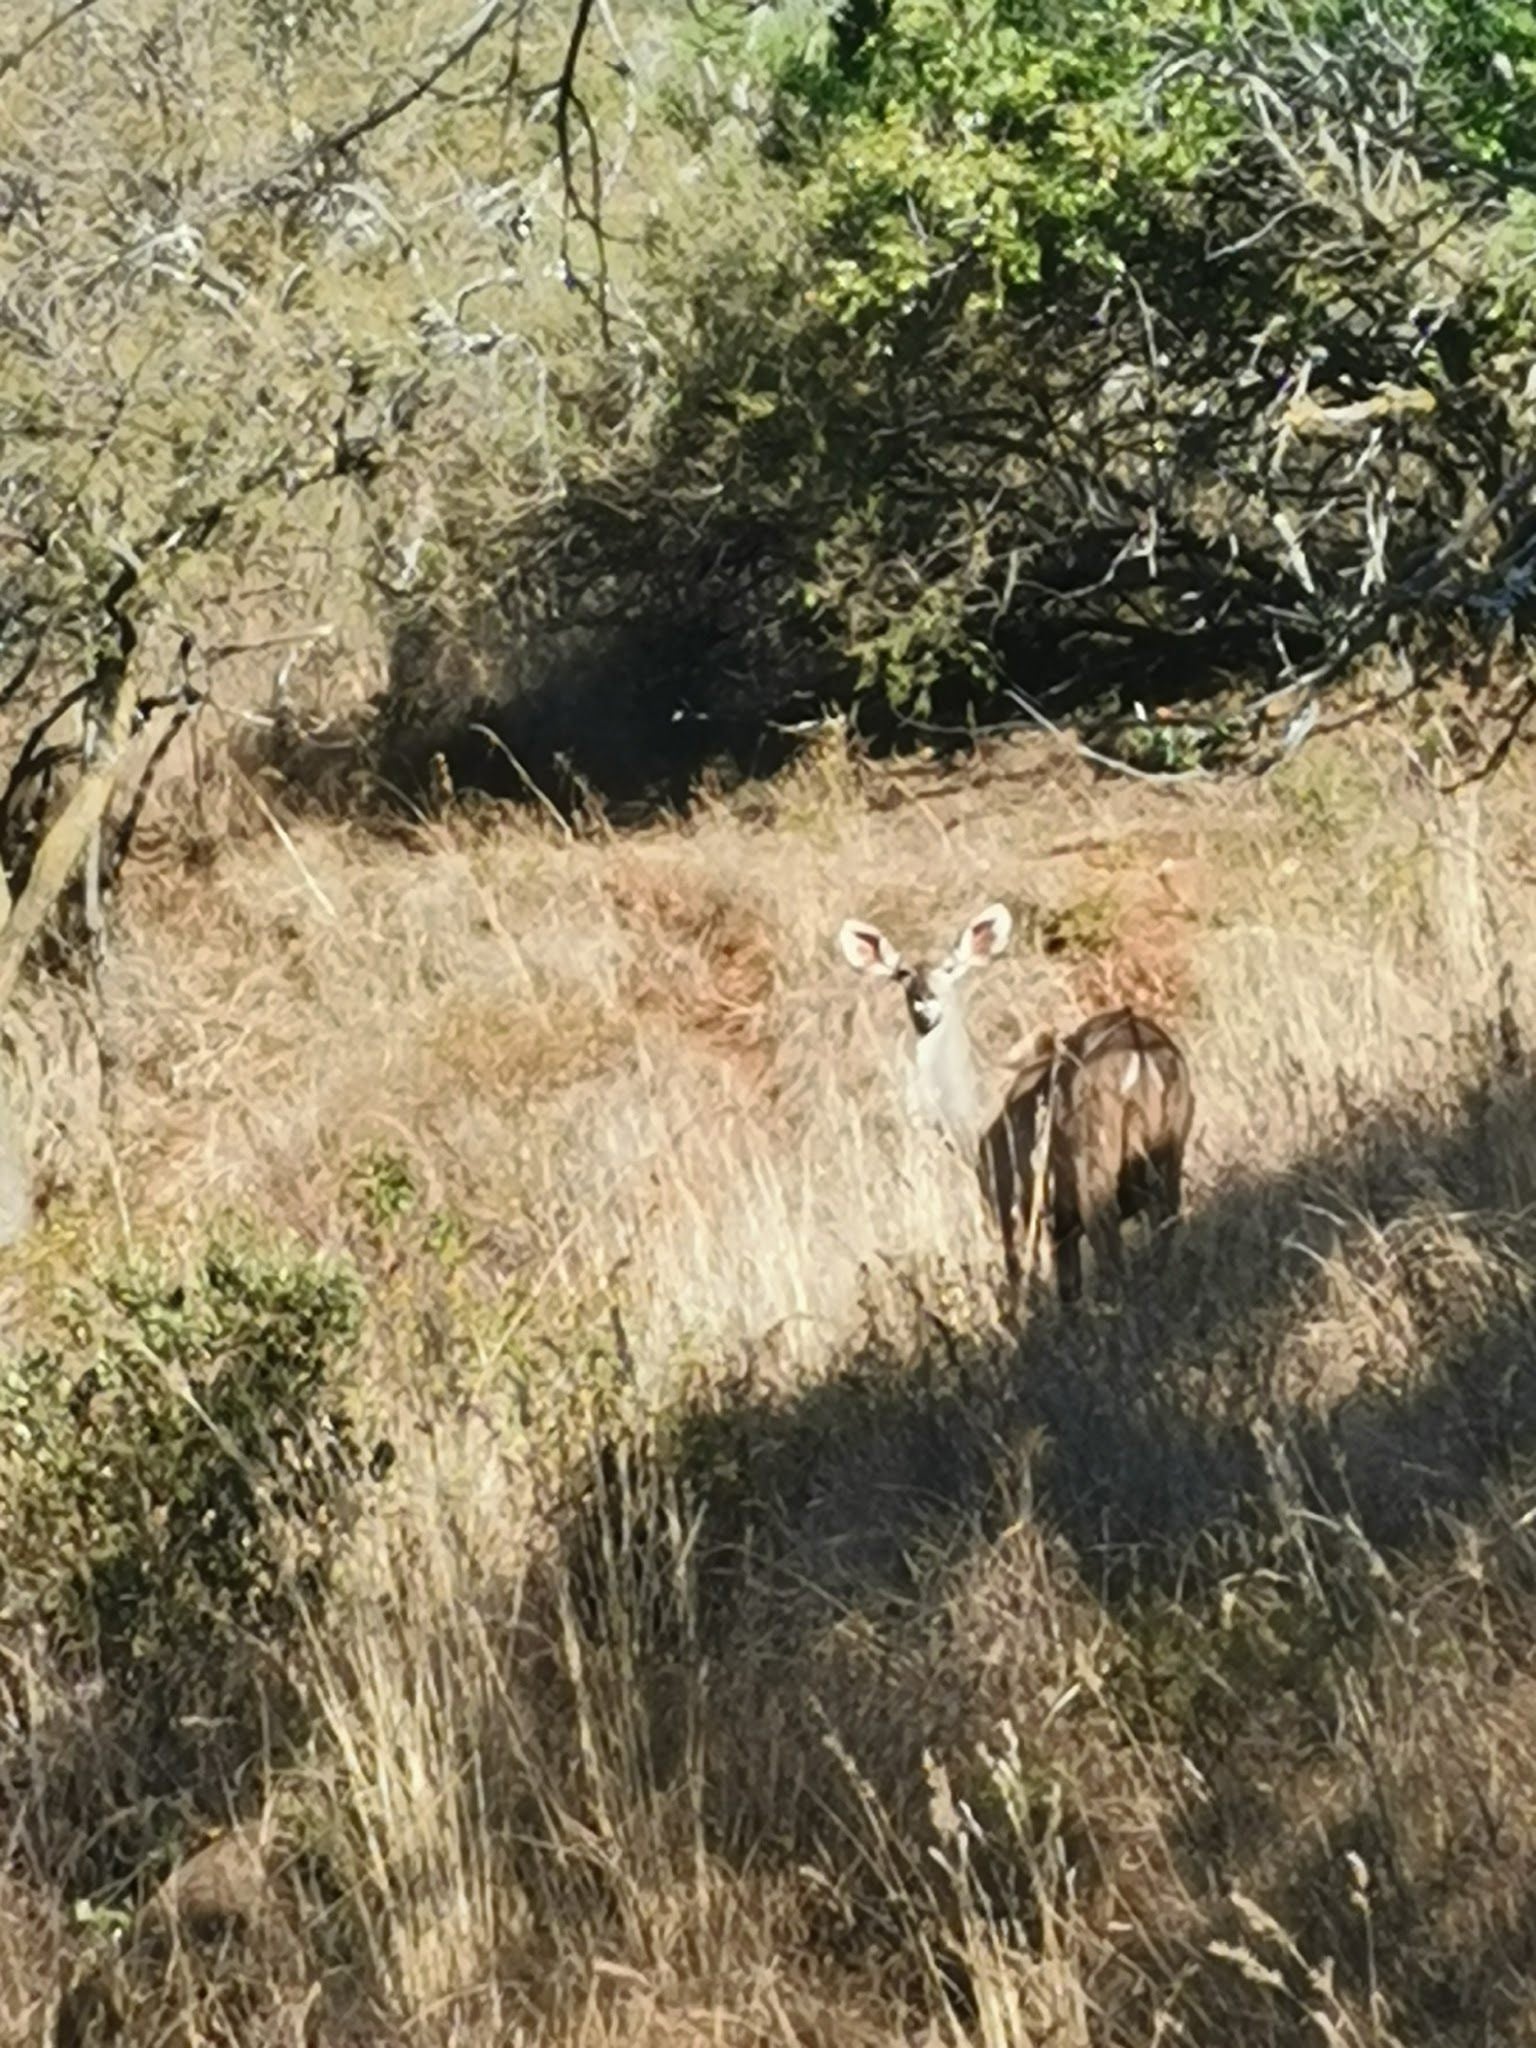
[7,725,1536,2045]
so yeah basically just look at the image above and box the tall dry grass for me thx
[8,722,1536,2046]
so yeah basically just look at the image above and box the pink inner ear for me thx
[847,925,884,970]
[966,917,1000,960]
[841,920,898,974]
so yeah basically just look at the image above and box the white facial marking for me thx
[1121,1051,1141,1095]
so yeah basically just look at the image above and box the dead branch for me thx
[251,0,519,202]
[0,591,136,1011]
[548,0,612,336]
[0,0,104,81]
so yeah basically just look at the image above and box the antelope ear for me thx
[952,901,1013,972]
[839,919,902,977]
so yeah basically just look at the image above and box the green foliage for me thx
[639,0,1536,735]
[1352,0,1536,162]
[0,1245,368,1677]
[6,0,1536,831]
[347,1144,419,1233]
[1102,713,1244,774]
[1111,1559,1349,1750]
[772,0,1536,323]
[779,0,1236,317]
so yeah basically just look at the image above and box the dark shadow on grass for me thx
[544,1043,1536,2037]
[243,603,813,831]
[581,1053,1535,1619]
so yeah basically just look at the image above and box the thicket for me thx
[467,0,1536,787]
[3,0,1536,973]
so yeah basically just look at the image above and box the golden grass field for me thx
[8,711,1536,2045]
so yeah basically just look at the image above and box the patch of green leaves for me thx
[0,1245,370,1676]
[768,0,1536,324]
[773,0,1240,319]
[1111,1562,1347,1751]
[347,1144,419,1233]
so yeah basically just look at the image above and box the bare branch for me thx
[547,0,613,337]
[0,0,104,82]
[250,0,518,202]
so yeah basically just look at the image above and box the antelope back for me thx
[1059,1009,1191,1172]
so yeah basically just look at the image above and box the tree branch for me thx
[0,0,104,82]
[251,0,516,201]
[0,596,137,1010]
[548,0,612,338]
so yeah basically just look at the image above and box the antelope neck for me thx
[910,994,984,1144]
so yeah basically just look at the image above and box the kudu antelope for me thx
[839,902,1193,1304]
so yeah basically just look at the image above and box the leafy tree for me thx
[464,0,1536,752]
[0,0,631,1007]
[778,0,1237,315]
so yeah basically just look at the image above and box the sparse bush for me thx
[347,1145,420,1235]
[0,1245,369,1692]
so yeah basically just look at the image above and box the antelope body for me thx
[839,903,1193,1304]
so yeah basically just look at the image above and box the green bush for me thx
[769,0,1536,320]
[0,1245,369,1680]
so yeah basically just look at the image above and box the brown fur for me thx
[980,1008,1194,1305]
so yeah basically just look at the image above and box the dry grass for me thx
[8,721,1536,2045]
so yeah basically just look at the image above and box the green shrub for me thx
[0,1245,369,1680]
